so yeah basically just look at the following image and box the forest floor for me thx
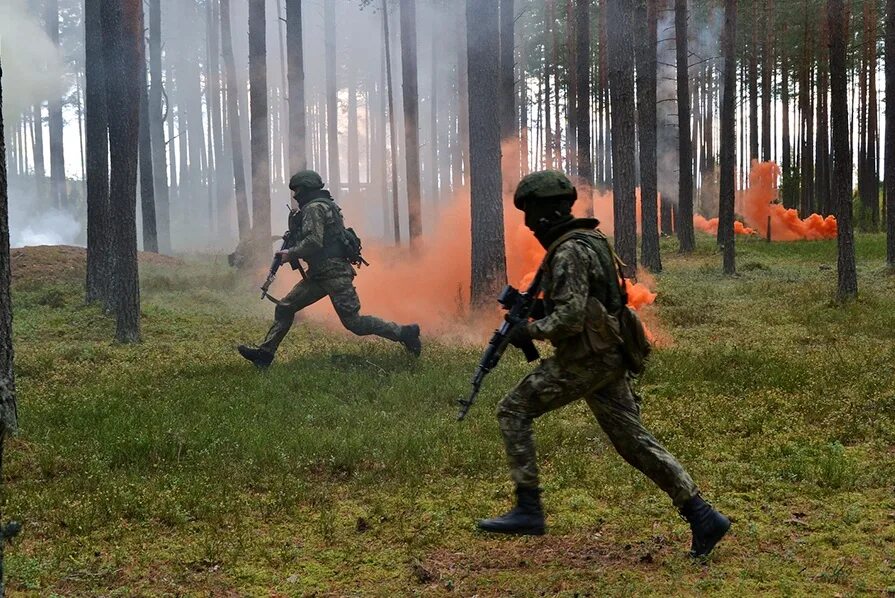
[5,234,895,596]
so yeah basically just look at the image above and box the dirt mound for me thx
[11,245,181,286]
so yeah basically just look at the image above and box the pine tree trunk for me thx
[347,65,360,202]
[249,0,271,242]
[887,0,895,268]
[287,0,307,173]
[46,0,67,208]
[467,0,507,307]
[867,2,880,229]
[400,0,423,242]
[675,0,695,253]
[85,0,111,306]
[31,104,45,198]
[607,0,637,272]
[324,1,340,195]
[566,0,578,178]
[761,0,772,162]
[800,15,815,218]
[576,0,594,218]
[782,24,792,208]
[828,0,857,300]
[382,0,401,244]
[636,0,660,272]
[545,0,554,170]
[749,9,759,161]
[500,0,517,191]
[816,15,831,217]
[220,0,250,240]
[0,55,21,598]
[207,0,226,238]
[430,20,440,203]
[148,0,171,252]
[719,0,737,275]
[139,62,159,253]
[103,0,144,342]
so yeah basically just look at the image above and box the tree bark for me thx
[382,0,401,244]
[324,0,340,194]
[781,23,792,208]
[866,2,879,229]
[828,0,857,300]
[85,0,111,307]
[748,7,759,161]
[400,0,423,242]
[675,0,695,253]
[287,0,306,173]
[467,0,507,307]
[102,0,143,342]
[816,15,831,217]
[636,0,660,272]
[249,0,271,242]
[148,0,171,252]
[0,56,21,598]
[761,0,772,162]
[46,0,67,208]
[31,104,45,198]
[500,0,517,191]
[139,61,159,253]
[607,0,637,272]
[576,0,594,219]
[220,0,250,240]
[888,0,895,268]
[719,0,737,275]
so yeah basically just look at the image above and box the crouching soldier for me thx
[476,170,730,558]
[237,170,422,367]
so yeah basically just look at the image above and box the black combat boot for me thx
[399,324,422,357]
[476,486,546,536]
[680,495,731,558]
[237,345,274,368]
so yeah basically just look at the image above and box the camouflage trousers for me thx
[497,349,698,508]
[259,275,404,354]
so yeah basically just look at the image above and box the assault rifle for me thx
[261,207,307,301]
[457,271,544,421]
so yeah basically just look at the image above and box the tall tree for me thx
[148,0,171,252]
[500,0,517,191]
[675,0,695,253]
[287,0,307,172]
[467,0,507,306]
[400,0,423,242]
[103,0,144,342]
[607,0,637,272]
[138,63,159,253]
[32,103,45,198]
[719,0,737,275]
[781,23,793,208]
[324,0,340,194]
[249,0,271,242]
[220,0,250,240]
[828,0,857,300]
[0,56,22,598]
[887,0,895,268]
[761,0,772,162]
[382,0,401,244]
[207,0,226,237]
[46,0,67,208]
[636,0,660,272]
[85,0,111,306]
[576,0,594,217]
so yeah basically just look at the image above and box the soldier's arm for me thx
[527,242,592,342]
[286,203,326,259]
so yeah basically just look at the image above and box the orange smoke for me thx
[263,183,657,341]
[741,161,837,240]
[693,214,755,236]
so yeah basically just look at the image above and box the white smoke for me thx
[0,0,65,122]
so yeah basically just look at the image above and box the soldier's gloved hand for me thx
[504,315,533,349]
[530,298,546,320]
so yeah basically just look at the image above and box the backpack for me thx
[304,198,369,267]
[609,253,652,375]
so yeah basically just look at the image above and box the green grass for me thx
[5,235,895,596]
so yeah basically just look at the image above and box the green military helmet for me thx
[513,170,577,210]
[288,169,325,192]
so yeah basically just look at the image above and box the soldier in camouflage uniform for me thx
[237,170,421,367]
[477,171,730,558]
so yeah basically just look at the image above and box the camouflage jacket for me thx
[286,197,355,279]
[527,229,624,361]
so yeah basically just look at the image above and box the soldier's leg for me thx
[498,359,614,488]
[323,277,404,341]
[585,377,698,507]
[258,279,327,354]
